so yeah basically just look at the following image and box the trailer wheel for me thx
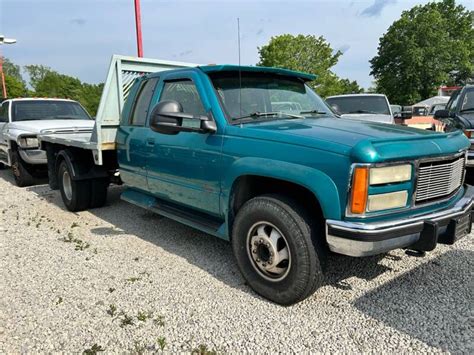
[58,160,91,212]
[90,178,109,208]
[11,151,36,187]
[231,194,325,305]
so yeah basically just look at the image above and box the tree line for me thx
[2,59,103,116]
[2,0,472,111]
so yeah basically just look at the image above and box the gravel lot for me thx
[1,168,473,353]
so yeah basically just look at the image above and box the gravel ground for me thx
[0,168,473,353]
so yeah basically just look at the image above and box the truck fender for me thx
[223,157,341,220]
[54,149,108,181]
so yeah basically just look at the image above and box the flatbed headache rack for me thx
[39,54,199,165]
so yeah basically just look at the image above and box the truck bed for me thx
[40,132,97,150]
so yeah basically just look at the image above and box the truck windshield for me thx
[209,72,333,121]
[11,100,91,122]
[326,96,390,115]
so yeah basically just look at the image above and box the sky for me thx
[0,0,473,89]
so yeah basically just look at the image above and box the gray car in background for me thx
[326,93,395,124]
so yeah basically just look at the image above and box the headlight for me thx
[367,191,408,212]
[18,137,39,148]
[349,164,412,215]
[369,164,412,185]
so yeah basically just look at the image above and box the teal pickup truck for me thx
[39,56,473,305]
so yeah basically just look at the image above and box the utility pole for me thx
[0,35,17,98]
[134,0,143,57]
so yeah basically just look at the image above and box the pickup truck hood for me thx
[236,117,469,162]
[7,119,95,135]
[340,113,394,124]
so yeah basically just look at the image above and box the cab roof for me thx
[198,65,317,82]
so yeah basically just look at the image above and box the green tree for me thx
[370,0,474,105]
[24,64,52,91]
[258,34,363,97]
[1,57,27,98]
[24,65,103,115]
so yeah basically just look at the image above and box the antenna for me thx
[237,18,242,118]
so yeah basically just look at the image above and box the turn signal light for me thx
[350,167,369,214]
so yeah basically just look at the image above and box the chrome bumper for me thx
[326,185,474,257]
[19,149,47,165]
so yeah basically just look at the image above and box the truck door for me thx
[146,73,223,217]
[116,77,159,189]
[0,101,10,162]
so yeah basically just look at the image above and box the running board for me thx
[120,188,226,239]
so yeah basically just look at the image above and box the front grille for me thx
[415,155,465,204]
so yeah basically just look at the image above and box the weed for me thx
[93,248,98,254]
[137,311,153,322]
[106,304,117,317]
[133,257,139,261]
[157,337,166,351]
[57,229,60,234]
[138,271,150,277]
[75,240,90,251]
[108,287,115,293]
[120,314,134,327]
[153,315,165,327]
[126,277,141,283]
[192,344,217,355]
[56,296,63,305]
[83,344,105,354]
[71,222,79,228]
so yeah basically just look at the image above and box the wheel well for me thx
[229,175,324,228]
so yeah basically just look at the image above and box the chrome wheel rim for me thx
[246,221,291,282]
[62,170,72,201]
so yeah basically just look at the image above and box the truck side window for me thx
[160,80,206,116]
[130,78,158,126]
[0,102,9,122]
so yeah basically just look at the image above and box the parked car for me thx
[434,85,474,168]
[39,56,473,305]
[326,94,399,124]
[0,98,94,186]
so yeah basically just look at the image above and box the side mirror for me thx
[434,109,449,119]
[149,100,217,135]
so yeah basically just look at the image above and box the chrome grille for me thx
[415,156,465,203]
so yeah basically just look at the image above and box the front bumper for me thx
[19,149,47,165]
[326,185,474,257]
[466,150,474,167]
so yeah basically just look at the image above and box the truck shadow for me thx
[353,249,473,353]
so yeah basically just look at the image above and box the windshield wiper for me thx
[235,111,304,120]
[460,108,474,113]
[299,109,328,115]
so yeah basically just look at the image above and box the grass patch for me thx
[120,314,135,327]
[137,311,153,322]
[126,277,141,283]
[157,337,166,351]
[83,344,105,354]
[106,304,117,317]
[153,315,165,327]
[192,344,217,355]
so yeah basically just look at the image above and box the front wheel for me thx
[11,151,35,187]
[232,194,325,305]
[58,160,91,212]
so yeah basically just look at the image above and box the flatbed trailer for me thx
[39,55,198,195]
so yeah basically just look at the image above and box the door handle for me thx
[146,138,155,146]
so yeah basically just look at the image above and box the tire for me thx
[90,178,109,208]
[57,160,91,212]
[231,194,326,305]
[0,162,7,170]
[11,151,36,187]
